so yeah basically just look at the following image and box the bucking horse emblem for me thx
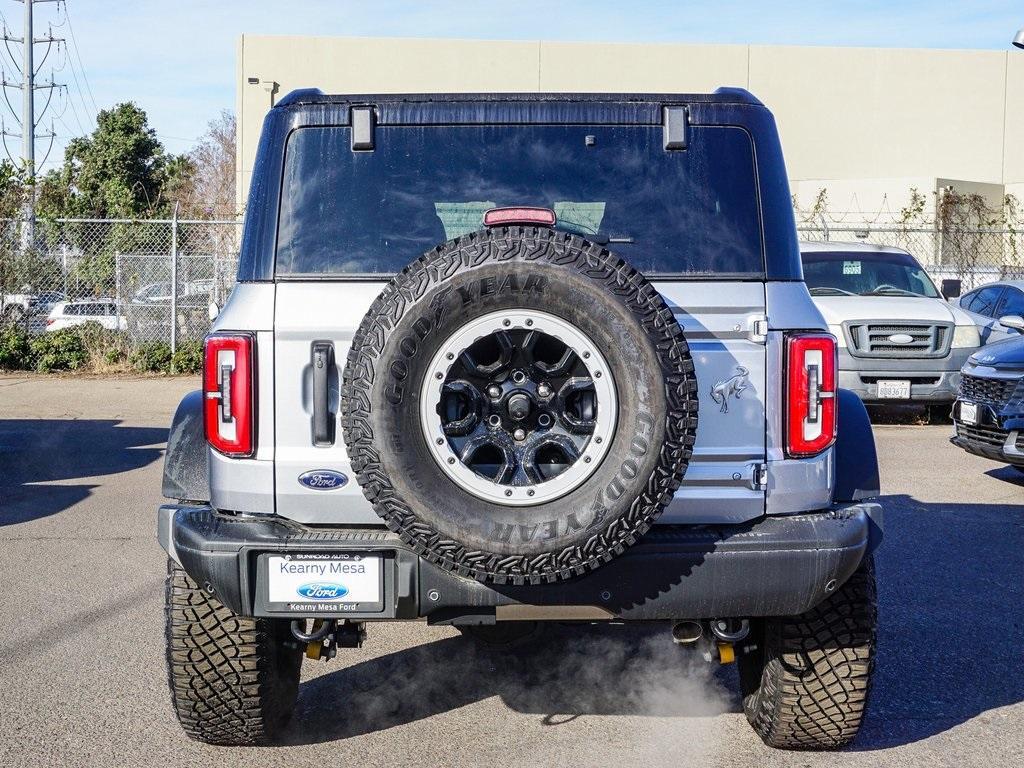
[710,366,749,413]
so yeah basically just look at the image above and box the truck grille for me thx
[846,322,952,359]
[959,373,1021,408]
[955,422,1008,448]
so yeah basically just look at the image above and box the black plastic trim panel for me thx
[160,503,882,622]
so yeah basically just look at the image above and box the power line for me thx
[60,0,94,114]
[59,38,91,130]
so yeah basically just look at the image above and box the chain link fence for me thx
[2,215,1019,371]
[0,217,241,371]
[797,224,1024,291]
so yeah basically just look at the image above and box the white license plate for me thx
[960,401,979,426]
[876,380,911,399]
[267,555,381,604]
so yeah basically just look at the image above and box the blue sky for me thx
[5,0,1023,171]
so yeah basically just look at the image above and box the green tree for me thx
[37,102,175,219]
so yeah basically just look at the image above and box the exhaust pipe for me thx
[671,620,704,645]
[709,618,749,643]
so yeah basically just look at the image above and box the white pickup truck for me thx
[801,242,983,417]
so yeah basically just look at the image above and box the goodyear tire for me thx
[164,559,302,746]
[738,556,878,750]
[342,227,698,585]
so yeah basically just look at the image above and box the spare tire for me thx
[342,227,698,585]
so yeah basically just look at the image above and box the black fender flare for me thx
[833,388,880,504]
[162,390,209,502]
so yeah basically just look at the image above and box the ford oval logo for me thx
[887,333,915,345]
[296,582,348,600]
[298,470,348,490]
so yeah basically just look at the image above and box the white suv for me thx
[46,299,126,332]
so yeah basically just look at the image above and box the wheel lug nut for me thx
[488,385,502,399]
[512,370,527,385]
[537,383,551,398]
[513,428,526,441]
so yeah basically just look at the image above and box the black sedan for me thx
[952,335,1024,470]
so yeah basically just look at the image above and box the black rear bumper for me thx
[158,503,883,623]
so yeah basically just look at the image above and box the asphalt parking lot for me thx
[1,375,1022,768]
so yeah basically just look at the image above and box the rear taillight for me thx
[785,333,837,458]
[204,333,255,457]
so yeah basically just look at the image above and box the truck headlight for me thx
[828,325,846,348]
[952,324,981,349]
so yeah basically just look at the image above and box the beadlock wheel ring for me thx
[420,309,618,506]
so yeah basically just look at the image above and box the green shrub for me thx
[30,328,88,372]
[0,324,31,369]
[131,341,173,373]
[170,340,203,374]
[75,321,130,370]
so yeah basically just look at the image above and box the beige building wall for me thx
[236,35,1024,218]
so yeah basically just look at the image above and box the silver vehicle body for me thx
[801,241,982,403]
[209,277,833,527]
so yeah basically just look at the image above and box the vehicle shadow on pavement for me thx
[984,465,1024,486]
[0,419,167,525]
[852,493,1024,750]
[290,492,1024,750]
[288,622,740,744]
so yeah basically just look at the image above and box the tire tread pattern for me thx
[164,558,301,746]
[744,557,877,750]
[341,227,698,585]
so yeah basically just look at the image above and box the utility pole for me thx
[21,0,31,182]
[1,0,63,247]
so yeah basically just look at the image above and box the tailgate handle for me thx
[311,341,336,447]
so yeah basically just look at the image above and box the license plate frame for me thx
[876,379,912,399]
[257,552,386,615]
[959,401,979,426]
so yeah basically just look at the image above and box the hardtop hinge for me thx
[662,105,689,150]
[350,106,376,151]
[750,315,770,344]
[750,462,769,491]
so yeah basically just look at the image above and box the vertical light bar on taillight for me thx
[204,333,255,457]
[785,333,837,458]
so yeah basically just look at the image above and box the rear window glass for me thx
[275,124,764,277]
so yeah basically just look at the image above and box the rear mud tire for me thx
[164,559,302,746]
[739,556,877,750]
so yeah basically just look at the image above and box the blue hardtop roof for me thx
[274,87,763,109]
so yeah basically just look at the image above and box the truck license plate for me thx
[267,554,381,604]
[876,380,911,399]
[960,401,978,426]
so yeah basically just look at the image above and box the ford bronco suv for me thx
[159,89,883,750]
